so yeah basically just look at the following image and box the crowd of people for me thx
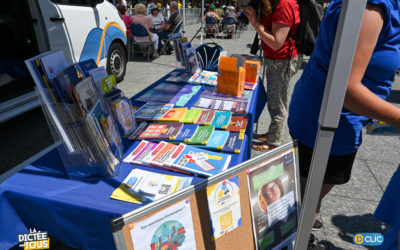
[118,1,182,58]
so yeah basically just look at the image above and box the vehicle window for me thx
[51,0,93,6]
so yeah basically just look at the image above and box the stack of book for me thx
[123,141,231,177]
[129,121,246,154]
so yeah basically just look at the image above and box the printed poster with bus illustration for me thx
[206,176,242,240]
[247,149,300,250]
[129,199,196,250]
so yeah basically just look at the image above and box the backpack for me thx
[290,0,324,56]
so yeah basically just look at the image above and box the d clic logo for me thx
[18,228,50,250]
[353,233,384,246]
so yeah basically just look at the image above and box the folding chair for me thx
[130,23,154,61]
[195,43,223,72]
[160,20,183,54]
[223,17,236,39]
[204,16,218,38]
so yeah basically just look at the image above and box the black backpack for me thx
[290,0,324,56]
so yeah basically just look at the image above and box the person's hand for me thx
[244,6,260,28]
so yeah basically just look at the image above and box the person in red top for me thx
[117,5,134,38]
[245,0,303,151]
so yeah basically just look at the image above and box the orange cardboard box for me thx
[245,60,261,84]
[217,56,245,97]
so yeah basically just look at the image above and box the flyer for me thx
[247,149,300,250]
[129,199,196,250]
[206,176,242,240]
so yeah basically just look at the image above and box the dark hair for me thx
[248,0,280,18]
[117,5,127,15]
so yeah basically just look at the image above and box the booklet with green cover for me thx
[180,109,202,123]
[185,125,215,145]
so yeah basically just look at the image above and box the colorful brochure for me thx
[170,84,201,107]
[123,140,157,165]
[111,168,193,204]
[210,111,232,129]
[180,109,202,123]
[196,109,216,125]
[135,103,174,121]
[185,125,215,145]
[159,108,188,122]
[173,124,199,142]
[198,130,229,150]
[226,116,248,133]
[149,142,178,167]
[222,132,245,154]
[137,123,183,140]
[171,144,231,177]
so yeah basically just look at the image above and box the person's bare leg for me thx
[301,177,335,224]
[398,230,400,250]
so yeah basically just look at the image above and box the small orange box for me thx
[217,56,245,97]
[245,60,261,84]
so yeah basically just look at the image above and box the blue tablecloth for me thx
[0,70,266,250]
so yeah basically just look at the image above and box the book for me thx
[53,64,84,103]
[196,109,216,125]
[149,142,178,167]
[77,59,98,77]
[165,72,190,83]
[134,89,177,103]
[169,84,201,107]
[170,144,231,177]
[127,122,148,140]
[125,140,159,165]
[110,168,193,204]
[137,123,183,141]
[198,130,229,150]
[99,113,124,159]
[185,47,201,74]
[158,107,188,122]
[193,97,249,114]
[200,88,253,101]
[111,97,137,136]
[100,75,117,94]
[210,111,232,129]
[39,50,68,92]
[134,103,174,121]
[185,125,214,145]
[222,132,245,154]
[366,120,400,135]
[141,141,167,165]
[173,124,199,142]
[187,70,218,86]
[88,67,108,91]
[226,116,248,133]
[73,77,98,116]
[180,109,202,123]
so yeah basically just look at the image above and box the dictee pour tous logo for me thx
[353,233,384,246]
[18,228,50,250]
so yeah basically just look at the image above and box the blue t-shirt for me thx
[374,165,400,249]
[288,0,400,155]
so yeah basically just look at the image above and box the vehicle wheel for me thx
[107,42,126,83]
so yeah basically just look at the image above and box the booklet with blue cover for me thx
[135,103,174,121]
[210,111,232,129]
[198,130,230,150]
[222,132,245,154]
[171,144,231,177]
[173,124,199,142]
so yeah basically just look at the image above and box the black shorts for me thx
[296,141,358,185]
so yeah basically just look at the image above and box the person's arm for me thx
[343,4,400,131]
[146,17,154,30]
[244,6,290,51]
[164,15,172,31]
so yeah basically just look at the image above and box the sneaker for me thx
[312,219,323,231]
[152,51,159,58]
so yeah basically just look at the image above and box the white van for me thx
[0,0,128,123]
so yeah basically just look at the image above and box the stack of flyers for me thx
[196,109,216,125]
[170,144,231,177]
[137,123,183,141]
[185,125,215,145]
[198,130,230,150]
[193,97,249,114]
[135,103,174,121]
[180,109,202,124]
[226,116,248,133]
[210,111,232,129]
[187,70,218,86]
[222,132,245,154]
[110,168,193,204]
[173,124,199,142]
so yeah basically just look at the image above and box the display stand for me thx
[111,142,301,250]
[294,1,367,249]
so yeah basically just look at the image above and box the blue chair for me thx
[223,16,237,39]
[130,23,154,61]
[205,16,218,38]
[195,43,223,72]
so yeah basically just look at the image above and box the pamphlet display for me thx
[26,50,125,179]
[129,199,196,250]
[247,149,300,250]
[206,176,242,240]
